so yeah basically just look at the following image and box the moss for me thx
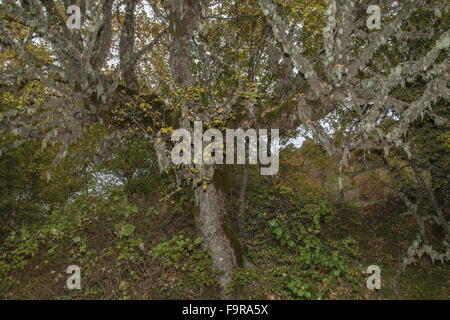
[258,80,309,125]
[212,165,233,196]
[212,166,244,268]
[117,83,138,97]
[260,99,295,124]
[225,99,246,129]
[192,202,201,226]
[222,214,244,268]
[167,110,181,128]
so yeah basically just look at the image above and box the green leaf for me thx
[121,224,135,238]
[72,236,81,243]
[273,227,283,238]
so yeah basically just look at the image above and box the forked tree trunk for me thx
[194,182,243,296]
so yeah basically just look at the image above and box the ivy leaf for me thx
[72,236,81,243]
[273,227,283,238]
[120,224,135,238]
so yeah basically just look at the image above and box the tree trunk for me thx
[194,182,243,297]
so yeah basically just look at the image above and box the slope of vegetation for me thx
[0,134,448,300]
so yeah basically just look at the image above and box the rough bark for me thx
[194,183,242,296]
